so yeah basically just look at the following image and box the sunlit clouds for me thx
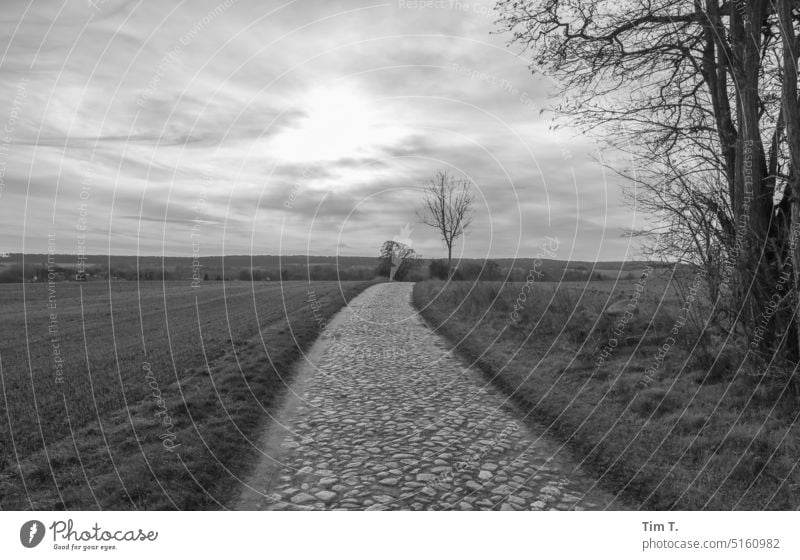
[0,0,642,261]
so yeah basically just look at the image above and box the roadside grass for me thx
[0,279,377,510]
[413,278,800,510]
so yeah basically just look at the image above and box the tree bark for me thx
[447,244,452,278]
[778,0,800,358]
[729,0,773,339]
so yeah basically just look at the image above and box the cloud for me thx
[0,0,639,260]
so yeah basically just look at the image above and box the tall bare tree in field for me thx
[418,170,475,277]
[495,0,800,368]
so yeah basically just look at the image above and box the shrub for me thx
[138,269,173,281]
[394,258,423,281]
[403,268,429,282]
[429,259,450,280]
[454,262,482,280]
[310,265,338,281]
[689,340,744,384]
[0,265,24,283]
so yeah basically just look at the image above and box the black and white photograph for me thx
[1,0,799,557]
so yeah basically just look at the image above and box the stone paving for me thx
[237,282,618,511]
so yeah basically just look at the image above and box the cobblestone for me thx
[238,283,617,510]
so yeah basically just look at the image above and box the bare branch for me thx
[416,170,475,276]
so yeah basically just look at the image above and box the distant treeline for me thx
[0,254,652,284]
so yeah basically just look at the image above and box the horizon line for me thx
[5,252,656,263]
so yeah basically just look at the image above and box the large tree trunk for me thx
[729,0,775,344]
[447,245,452,279]
[778,0,800,360]
[703,0,738,203]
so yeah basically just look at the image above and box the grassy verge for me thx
[413,279,800,510]
[0,279,377,510]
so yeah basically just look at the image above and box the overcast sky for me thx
[0,0,644,261]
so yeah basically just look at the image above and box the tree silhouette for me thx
[417,170,474,278]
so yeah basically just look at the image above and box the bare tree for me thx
[495,0,800,363]
[621,153,733,301]
[417,170,475,277]
[377,240,419,281]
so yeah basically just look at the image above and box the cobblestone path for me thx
[236,283,618,510]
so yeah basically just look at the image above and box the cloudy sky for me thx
[0,0,644,261]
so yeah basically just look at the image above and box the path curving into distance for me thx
[236,282,617,511]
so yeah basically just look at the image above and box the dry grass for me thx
[0,279,376,510]
[413,276,800,510]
